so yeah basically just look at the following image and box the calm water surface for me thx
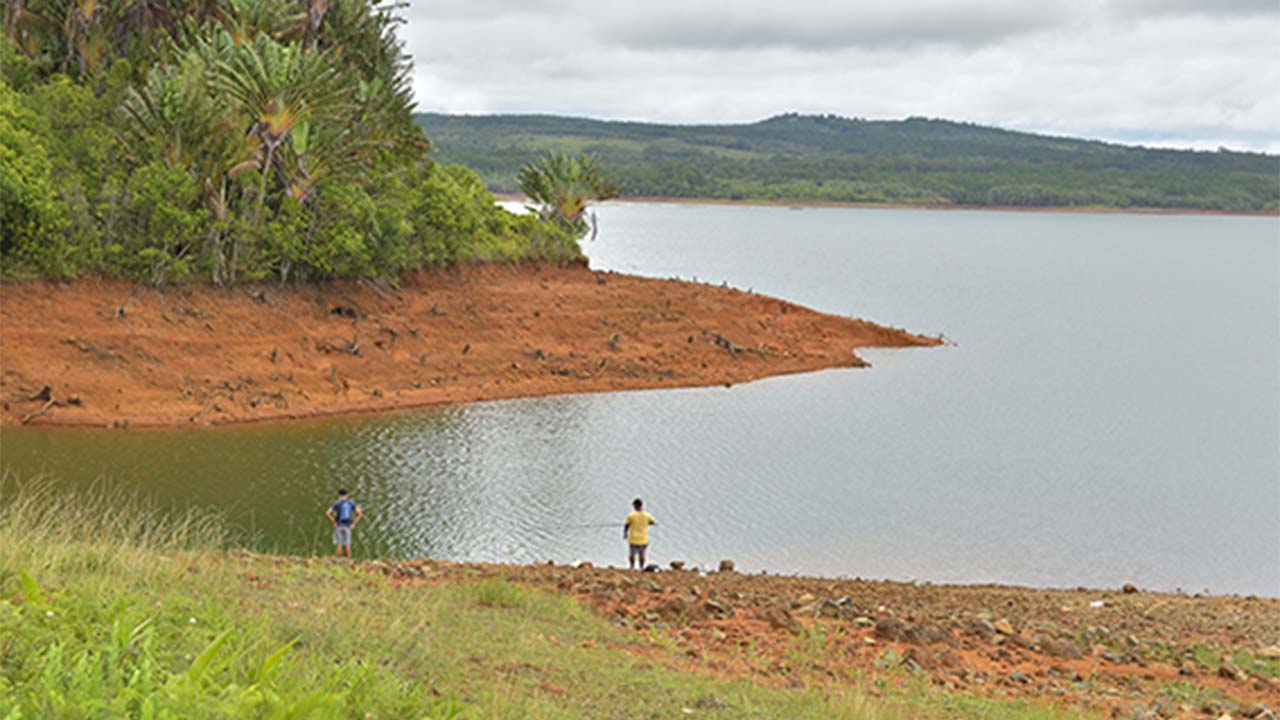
[3,204,1277,595]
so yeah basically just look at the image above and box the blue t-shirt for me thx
[331,499,357,526]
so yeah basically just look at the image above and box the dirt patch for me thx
[0,263,939,428]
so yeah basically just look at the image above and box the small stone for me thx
[818,599,844,618]
[969,618,997,636]
[993,619,1015,635]
[718,559,735,573]
[875,617,907,641]
[905,623,951,646]
[1219,664,1246,682]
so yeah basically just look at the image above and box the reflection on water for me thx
[2,204,1277,596]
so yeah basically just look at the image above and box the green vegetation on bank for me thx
[1,1,579,285]
[0,474,1103,719]
[419,113,1280,212]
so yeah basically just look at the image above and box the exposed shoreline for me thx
[494,193,1280,217]
[370,557,1280,716]
[0,263,939,429]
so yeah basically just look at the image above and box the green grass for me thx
[0,474,1102,718]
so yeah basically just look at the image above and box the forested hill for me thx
[418,113,1280,212]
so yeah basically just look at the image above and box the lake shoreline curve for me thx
[495,193,1280,217]
[0,262,940,429]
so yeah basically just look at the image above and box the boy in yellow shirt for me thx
[624,498,656,570]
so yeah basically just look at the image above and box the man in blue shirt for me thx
[325,489,364,558]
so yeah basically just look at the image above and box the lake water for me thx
[3,204,1277,596]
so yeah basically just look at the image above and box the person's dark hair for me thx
[338,489,349,496]
[632,498,643,509]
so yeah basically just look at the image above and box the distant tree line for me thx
[420,113,1280,212]
[1,1,583,285]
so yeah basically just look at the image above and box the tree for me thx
[517,151,621,238]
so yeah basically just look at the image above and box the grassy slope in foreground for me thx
[0,263,938,428]
[4,479,1279,719]
[418,113,1280,213]
[0,478,1102,720]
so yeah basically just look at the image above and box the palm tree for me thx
[214,33,350,200]
[518,151,622,237]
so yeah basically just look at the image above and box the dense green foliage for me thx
[420,113,1280,212]
[0,2,579,284]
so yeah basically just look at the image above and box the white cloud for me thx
[401,0,1280,152]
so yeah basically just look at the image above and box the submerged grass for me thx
[0,472,1100,718]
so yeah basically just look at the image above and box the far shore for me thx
[0,263,939,429]
[494,193,1279,217]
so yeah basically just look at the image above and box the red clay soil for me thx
[0,263,939,428]
[371,559,1280,719]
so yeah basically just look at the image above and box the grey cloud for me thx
[600,0,1075,51]
[1106,0,1280,18]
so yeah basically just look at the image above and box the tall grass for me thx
[0,471,226,579]
[0,472,465,719]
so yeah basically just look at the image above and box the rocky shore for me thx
[370,559,1280,719]
[0,263,939,428]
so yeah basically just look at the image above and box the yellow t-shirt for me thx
[626,511,655,545]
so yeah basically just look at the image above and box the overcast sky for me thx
[402,0,1280,154]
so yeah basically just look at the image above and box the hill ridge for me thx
[418,112,1280,211]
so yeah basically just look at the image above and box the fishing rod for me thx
[559,522,623,529]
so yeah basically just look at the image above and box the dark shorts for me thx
[629,544,647,558]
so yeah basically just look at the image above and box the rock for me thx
[1122,583,1138,594]
[904,623,951,646]
[718,559,735,573]
[818,599,844,618]
[993,619,1016,635]
[1008,633,1036,650]
[1036,634,1083,659]
[1257,644,1280,659]
[969,618,997,637]
[874,617,908,641]
[1219,664,1247,682]
[703,600,734,619]
[669,560,685,570]
[852,616,876,627]
[763,608,802,634]
[1241,705,1269,719]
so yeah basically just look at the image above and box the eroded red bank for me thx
[1,263,938,428]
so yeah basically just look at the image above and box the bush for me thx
[0,83,71,278]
